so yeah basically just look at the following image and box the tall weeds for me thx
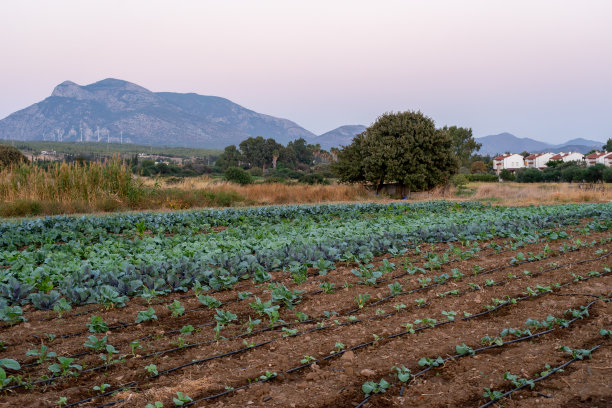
[0,158,142,204]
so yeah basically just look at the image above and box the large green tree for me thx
[286,138,315,165]
[440,126,481,168]
[603,138,612,152]
[215,145,242,170]
[333,111,458,193]
[331,132,366,183]
[239,136,283,170]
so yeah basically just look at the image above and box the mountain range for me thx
[0,78,364,150]
[0,79,606,152]
[475,133,606,156]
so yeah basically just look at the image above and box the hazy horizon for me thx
[1,0,611,142]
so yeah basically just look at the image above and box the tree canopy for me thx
[0,145,29,169]
[441,126,481,168]
[332,111,459,192]
[215,137,320,171]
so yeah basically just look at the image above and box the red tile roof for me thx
[493,153,522,161]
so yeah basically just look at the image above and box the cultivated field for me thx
[0,202,611,407]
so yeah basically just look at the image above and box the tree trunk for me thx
[376,179,385,193]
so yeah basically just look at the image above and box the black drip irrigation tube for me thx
[91,264,611,408]
[14,228,600,344]
[353,299,602,408]
[7,225,572,329]
[18,238,543,368]
[478,344,604,408]
[71,247,612,380]
[7,246,611,396]
[182,266,612,407]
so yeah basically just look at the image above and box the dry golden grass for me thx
[0,167,375,217]
[0,158,140,203]
[470,182,612,205]
[207,182,372,204]
[145,176,373,205]
[2,163,609,218]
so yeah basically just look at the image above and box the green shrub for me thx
[224,167,253,185]
[451,174,468,187]
[583,164,605,183]
[465,174,498,182]
[603,167,612,183]
[561,166,585,182]
[499,169,515,181]
[248,167,263,177]
[299,173,330,185]
[515,168,543,183]
[0,146,28,169]
[263,176,287,184]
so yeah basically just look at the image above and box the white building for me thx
[603,153,612,167]
[492,153,525,174]
[549,152,584,163]
[524,152,554,169]
[585,152,608,166]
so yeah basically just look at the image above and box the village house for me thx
[585,151,608,166]
[492,153,525,174]
[524,152,554,169]
[549,152,584,163]
[604,153,612,167]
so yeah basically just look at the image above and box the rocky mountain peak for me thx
[51,80,92,100]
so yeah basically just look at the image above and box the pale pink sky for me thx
[1,0,611,142]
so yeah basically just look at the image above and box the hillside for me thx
[476,133,604,156]
[310,125,366,150]
[0,79,316,149]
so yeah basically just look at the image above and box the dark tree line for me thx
[512,161,612,183]
[215,137,323,171]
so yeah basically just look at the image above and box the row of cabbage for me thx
[0,201,479,250]
[1,202,611,311]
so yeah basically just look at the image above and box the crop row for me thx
[354,298,606,407]
[42,259,610,408]
[7,230,610,387]
[2,203,610,312]
[10,230,608,378]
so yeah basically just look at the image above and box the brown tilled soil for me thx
[1,227,611,408]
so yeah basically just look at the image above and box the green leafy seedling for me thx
[87,315,109,333]
[197,295,221,309]
[84,335,108,352]
[136,307,158,323]
[167,300,185,317]
[173,391,192,406]
[49,356,81,377]
[392,365,412,382]
[362,379,389,396]
[26,345,57,364]
[300,355,317,364]
[93,383,111,394]
[483,388,503,401]
[130,340,143,356]
[282,327,298,337]
[145,364,158,376]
